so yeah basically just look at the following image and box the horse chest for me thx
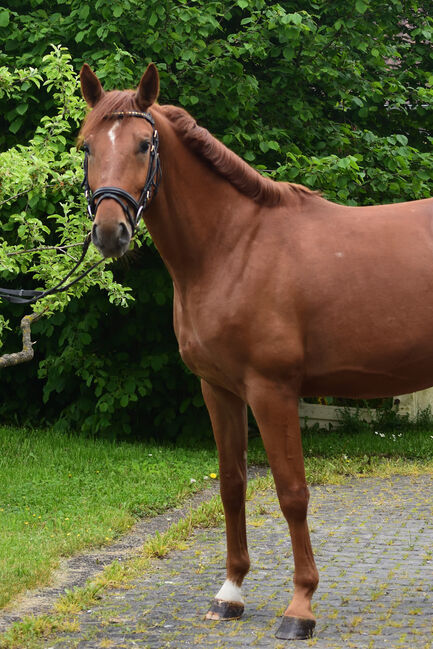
[175,313,221,374]
[173,295,240,384]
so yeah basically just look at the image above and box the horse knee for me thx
[220,473,246,513]
[278,485,310,523]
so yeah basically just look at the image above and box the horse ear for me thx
[135,63,160,110]
[80,64,105,107]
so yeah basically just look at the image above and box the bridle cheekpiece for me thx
[82,110,162,234]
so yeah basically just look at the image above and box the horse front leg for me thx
[248,381,319,640]
[201,379,249,621]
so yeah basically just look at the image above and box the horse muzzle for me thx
[91,214,131,258]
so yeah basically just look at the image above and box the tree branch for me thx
[0,311,46,369]
[6,242,83,257]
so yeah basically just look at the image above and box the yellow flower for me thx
[209,473,217,479]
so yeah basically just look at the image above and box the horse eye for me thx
[139,140,150,154]
[82,143,90,154]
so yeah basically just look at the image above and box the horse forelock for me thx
[77,90,140,146]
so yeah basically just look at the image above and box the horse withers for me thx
[79,62,433,640]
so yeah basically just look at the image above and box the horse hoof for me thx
[204,598,244,620]
[275,615,316,640]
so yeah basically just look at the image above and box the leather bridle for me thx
[82,110,162,234]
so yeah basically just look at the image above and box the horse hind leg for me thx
[201,380,249,621]
[248,381,319,640]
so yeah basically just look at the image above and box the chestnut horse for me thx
[79,63,433,640]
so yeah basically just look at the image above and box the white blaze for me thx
[215,579,244,604]
[108,121,120,147]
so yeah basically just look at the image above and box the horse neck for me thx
[144,113,256,288]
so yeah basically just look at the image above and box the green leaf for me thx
[149,12,158,26]
[237,0,248,8]
[355,0,368,13]
[283,46,295,61]
[0,10,10,27]
[9,117,23,134]
[287,13,302,25]
[79,5,90,20]
[267,140,280,151]
[395,134,408,146]
[113,5,123,17]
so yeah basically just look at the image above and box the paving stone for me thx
[44,475,432,648]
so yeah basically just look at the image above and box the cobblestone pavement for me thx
[45,475,432,649]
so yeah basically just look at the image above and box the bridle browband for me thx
[0,111,161,305]
[82,110,162,234]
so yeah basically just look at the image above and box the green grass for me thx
[249,425,433,462]
[0,426,219,609]
[301,427,433,459]
[249,426,433,483]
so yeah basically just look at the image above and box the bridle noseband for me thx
[82,110,162,234]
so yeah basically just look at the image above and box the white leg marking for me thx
[215,579,244,604]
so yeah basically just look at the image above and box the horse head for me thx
[79,63,160,258]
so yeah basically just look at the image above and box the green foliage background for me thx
[0,1,432,438]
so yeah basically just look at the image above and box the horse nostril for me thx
[118,222,130,245]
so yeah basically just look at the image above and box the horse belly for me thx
[302,270,433,397]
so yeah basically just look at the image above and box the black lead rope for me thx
[0,110,161,306]
[0,234,104,305]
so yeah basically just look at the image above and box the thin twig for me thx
[0,189,33,207]
[6,242,83,257]
[0,310,47,369]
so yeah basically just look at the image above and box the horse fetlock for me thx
[293,567,319,594]
[226,553,250,582]
[215,578,244,604]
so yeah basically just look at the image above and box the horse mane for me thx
[78,91,313,206]
[156,105,313,206]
